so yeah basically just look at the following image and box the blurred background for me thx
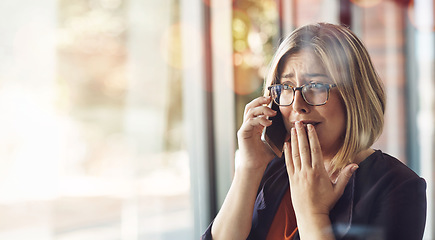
[0,0,433,239]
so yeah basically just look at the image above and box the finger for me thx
[290,127,301,170]
[244,96,272,119]
[284,142,294,175]
[248,115,273,128]
[240,116,272,138]
[307,124,323,169]
[245,106,277,122]
[295,121,311,169]
[334,164,359,195]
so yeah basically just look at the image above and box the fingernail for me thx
[307,124,314,131]
[295,121,302,128]
[351,165,359,173]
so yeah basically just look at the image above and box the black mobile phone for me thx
[261,101,287,158]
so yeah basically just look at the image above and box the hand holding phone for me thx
[261,101,287,158]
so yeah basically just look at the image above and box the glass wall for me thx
[0,0,433,239]
[231,0,434,239]
[0,0,193,239]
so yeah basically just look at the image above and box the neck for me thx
[324,148,374,181]
[354,148,375,164]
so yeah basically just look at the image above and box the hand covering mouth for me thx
[291,121,320,128]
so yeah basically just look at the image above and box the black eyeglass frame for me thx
[267,83,337,106]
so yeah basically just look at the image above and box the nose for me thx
[292,90,310,113]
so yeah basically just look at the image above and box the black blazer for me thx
[202,150,427,240]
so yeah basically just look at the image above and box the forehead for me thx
[280,49,327,77]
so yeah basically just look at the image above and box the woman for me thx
[202,23,426,240]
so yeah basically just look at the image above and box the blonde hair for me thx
[264,23,386,172]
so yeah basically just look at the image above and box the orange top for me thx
[266,189,298,240]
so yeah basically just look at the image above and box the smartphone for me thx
[261,101,287,158]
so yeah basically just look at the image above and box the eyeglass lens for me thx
[271,84,329,106]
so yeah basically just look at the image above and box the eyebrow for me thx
[281,73,329,79]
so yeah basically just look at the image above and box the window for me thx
[0,0,433,239]
[0,0,194,239]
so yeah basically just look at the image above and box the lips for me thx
[291,120,320,128]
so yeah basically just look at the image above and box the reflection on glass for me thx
[233,0,279,129]
[0,0,192,239]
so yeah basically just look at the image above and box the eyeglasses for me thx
[268,82,337,106]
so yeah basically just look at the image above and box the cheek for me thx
[325,94,347,126]
[334,101,347,135]
[328,115,346,140]
[322,103,347,143]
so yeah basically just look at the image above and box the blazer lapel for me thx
[329,173,356,239]
[249,164,289,240]
[250,159,356,240]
